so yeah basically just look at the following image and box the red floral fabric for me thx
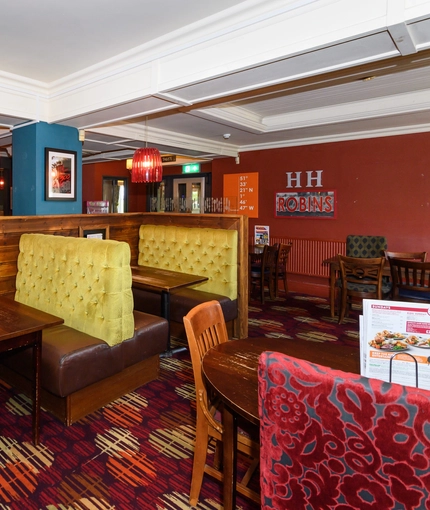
[258,351,430,510]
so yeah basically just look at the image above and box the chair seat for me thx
[347,281,392,294]
[398,288,430,301]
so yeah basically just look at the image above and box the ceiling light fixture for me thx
[130,118,163,183]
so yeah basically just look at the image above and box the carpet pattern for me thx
[248,293,360,347]
[0,293,359,509]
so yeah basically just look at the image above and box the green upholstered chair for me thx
[346,235,387,258]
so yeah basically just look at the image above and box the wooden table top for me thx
[0,298,63,347]
[131,265,208,292]
[323,255,391,275]
[202,337,360,426]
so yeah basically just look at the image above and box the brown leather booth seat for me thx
[0,311,168,424]
[132,287,238,325]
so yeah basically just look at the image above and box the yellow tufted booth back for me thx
[138,225,238,300]
[15,234,134,347]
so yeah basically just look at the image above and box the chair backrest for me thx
[276,243,292,273]
[346,235,387,257]
[388,258,430,301]
[262,244,278,274]
[258,351,430,509]
[385,250,427,261]
[183,301,229,423]
[338,254,385,298]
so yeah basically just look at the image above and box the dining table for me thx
[323,255,391,318]
[202,336,360,509]
[131,265,208,356]
[0,298,63,445]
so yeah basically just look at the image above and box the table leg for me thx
[32,331,42,446]
[222,405,237,510]
[159,290,187,358]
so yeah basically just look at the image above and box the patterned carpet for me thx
[248,293,360,347]
[0,293,359,509]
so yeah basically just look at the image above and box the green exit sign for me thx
[182,163,200,174]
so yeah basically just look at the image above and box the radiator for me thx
[253,237,346,278]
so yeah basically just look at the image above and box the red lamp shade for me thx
[131,148,163,183]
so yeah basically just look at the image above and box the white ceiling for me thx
[1,0,430,165]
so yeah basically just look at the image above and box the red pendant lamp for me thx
[130,147,163,183]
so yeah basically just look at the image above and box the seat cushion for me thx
[398,289,430,301]
[2,325,122,397]
[1,311,169,398]
[132,287,237,323]
[346,281,392,294]
[122,311,169,368]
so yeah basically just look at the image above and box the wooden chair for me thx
[384,250,427,261]
[249,244,277,303]
[258,351,430,509]
[337,254,390,323]
[274,243,292,296]
[388,258,430,302]
[183,301,259,507]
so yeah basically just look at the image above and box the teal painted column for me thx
[12,121,82,215]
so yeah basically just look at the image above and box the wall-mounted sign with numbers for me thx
[223,172,259,218]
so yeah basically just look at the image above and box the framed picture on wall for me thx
[45,148,77,201]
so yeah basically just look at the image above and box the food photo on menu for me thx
[368,330,430,351]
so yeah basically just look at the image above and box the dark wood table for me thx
[0,298,63,445]
[202,337,360,509]
[323,255,391,318]
[131,265,208,356]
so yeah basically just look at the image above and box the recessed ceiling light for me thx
[362,76,376,82]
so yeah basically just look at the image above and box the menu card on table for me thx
[360,299,430,390]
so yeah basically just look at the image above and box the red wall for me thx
[212,133,430,251]
[83,160,148,212]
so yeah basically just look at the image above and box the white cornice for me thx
[91,124,240,158]
[239,122,430,151]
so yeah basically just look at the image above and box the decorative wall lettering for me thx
[286,170,323,188]
[275,190,336,219]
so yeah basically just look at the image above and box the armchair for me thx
[258,351,430,509]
